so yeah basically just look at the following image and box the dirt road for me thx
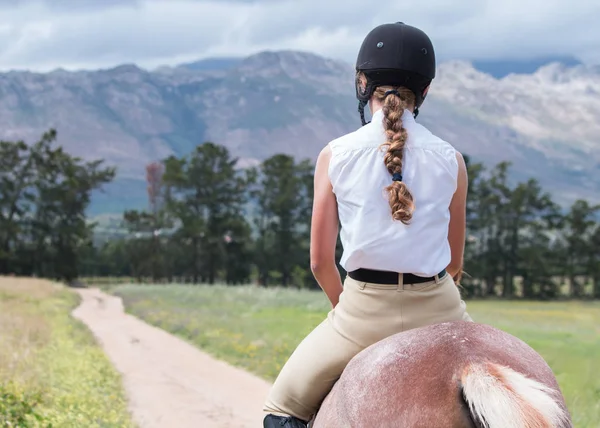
[72,287,272,428]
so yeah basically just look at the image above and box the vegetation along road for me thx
[0,277,134,427]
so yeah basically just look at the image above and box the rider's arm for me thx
[310,145,343,308]
[446,151,468,281]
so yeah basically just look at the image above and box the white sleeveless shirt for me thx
[328,108,458,277]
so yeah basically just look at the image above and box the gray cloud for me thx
[0,0,599,72]
[0,0,141,12]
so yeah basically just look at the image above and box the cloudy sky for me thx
[0,0,599,72]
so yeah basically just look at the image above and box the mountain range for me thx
[1,51,598,215]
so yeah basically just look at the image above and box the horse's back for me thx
[312,321,570,428]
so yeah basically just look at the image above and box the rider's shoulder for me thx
[412,122,458,163]
[328,123,375,154]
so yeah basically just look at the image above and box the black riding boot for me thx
[263,414,309,428]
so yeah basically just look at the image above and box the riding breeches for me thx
[262,273,473,422]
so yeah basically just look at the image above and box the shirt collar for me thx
[371,107,416,126]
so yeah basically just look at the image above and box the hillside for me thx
[1,51,598,214]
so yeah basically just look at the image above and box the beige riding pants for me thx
[263,272,472,422]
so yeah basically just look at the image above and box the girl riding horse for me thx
[263,21,472,428]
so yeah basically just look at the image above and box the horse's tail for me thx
[461,361,571,428]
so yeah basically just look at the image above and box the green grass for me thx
[112,283,600,428]
[0,277,135,428]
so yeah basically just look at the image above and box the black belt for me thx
[347,268,447,285]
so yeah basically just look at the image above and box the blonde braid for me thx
[373,85,416,224]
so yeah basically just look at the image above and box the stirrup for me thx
[263,414,308,428]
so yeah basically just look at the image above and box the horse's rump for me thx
[311,321,572,428]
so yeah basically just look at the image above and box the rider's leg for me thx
[262,314,363,424]
[263,272,470,425]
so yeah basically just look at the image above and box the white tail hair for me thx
[461,362,572,428]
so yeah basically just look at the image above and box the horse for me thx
[310,320,573,428]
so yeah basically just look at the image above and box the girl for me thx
[263,21,472,428]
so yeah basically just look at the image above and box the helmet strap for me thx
[358,99,370,126]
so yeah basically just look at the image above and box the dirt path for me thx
[72,287,272,428]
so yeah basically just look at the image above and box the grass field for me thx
[0,277,135,428]
[111,283,600,428]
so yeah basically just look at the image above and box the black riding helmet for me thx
[355,22,436,125]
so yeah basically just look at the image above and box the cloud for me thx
[0,0,140,11]
[0,0,599,72]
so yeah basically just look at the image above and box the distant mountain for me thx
[176,57,243,72]
[472,56,583,78]
[170,54,584,78]
[0,51,598,215]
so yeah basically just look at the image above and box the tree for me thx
[162,142,249,284]
[121,209,158,282]
[589,224,600,299]
[0,130,115,282]
[30,135,115,281]
[252,154,309,287]
[559,200,600,298]
[0,134,49,274]
[466,161,511,297]
[294,158,318,288]
[461,155,486,296]
[507,179,560,298]
[222,215,254,285]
